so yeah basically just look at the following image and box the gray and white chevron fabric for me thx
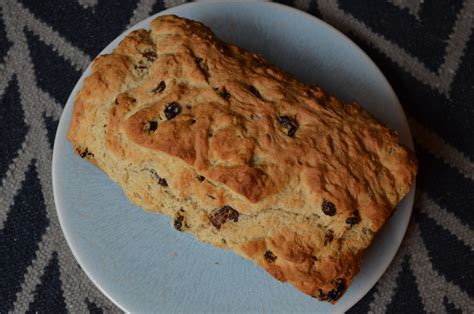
[0,0,473,313]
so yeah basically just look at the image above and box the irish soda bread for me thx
[67,15,417,303]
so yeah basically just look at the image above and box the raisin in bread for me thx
[67,15,417,303]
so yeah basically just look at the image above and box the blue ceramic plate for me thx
[53,2,416,312]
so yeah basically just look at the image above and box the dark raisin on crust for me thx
[278,115,292,127]
[218,88,231,100]
[194,56,209,78]
[143,51,157,62]
[264,250,277,263]
[209,205,239,229]
[197,175,205,182]
[327,279,346,302]
[287,126,297,137]
[311,256,318,261]
[143,120,158,132]
[150,170,168,187]
[322,200,336,216]
[278,115,298,137]
[158,178,168,187]
[194,57,209,76]
[174,213,185,231]
[79,149,88,158]
[77,147,94,159]
[114,98,119,105]
[195,57,203,65]
[249,85,261,98]
[151,81,166,94]
[149,121,158,131]
[164,102,181,120]
[324,230,334,245]
[317,279,346,302]
[346,210,361,226]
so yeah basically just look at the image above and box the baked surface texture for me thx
[67,15,417,303]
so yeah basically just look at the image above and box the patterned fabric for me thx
[0,0,473,312]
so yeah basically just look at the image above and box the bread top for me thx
[68,15,416,234]
[67,15,417,302]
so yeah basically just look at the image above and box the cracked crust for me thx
[67,15,417,303]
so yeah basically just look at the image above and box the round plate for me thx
[52,2,416,313]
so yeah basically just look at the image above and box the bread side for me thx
[67,15,417,302]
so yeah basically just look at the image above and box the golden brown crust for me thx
[66,15,417,303]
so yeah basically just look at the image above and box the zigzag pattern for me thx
[0,0,472,312]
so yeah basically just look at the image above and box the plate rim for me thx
[52,2,416,312]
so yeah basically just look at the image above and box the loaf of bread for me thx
[67,15,417,303]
